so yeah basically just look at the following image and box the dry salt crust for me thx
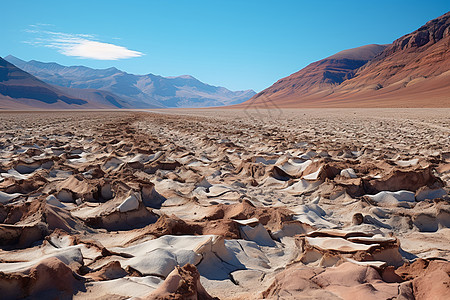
[0,109,449,300]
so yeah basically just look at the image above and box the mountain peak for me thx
[177,75,195,80]
[3,55,26,67]
[327,44,388,61]
[4,54,18,60]
[105,66,120,72]
[166,74,196,80]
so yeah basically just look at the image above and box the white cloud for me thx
[25,27,144,60]
[49,37,144,60]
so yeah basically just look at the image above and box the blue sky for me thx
[1,1,449,92]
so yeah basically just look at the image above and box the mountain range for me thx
[241,11,450,108]
[1,56,255,109]
[0,57,134,109]
[1,12,449,110]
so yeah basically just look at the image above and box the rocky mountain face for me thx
[4,56,256,108]
[253,44,387,100]
[243,11,450,108]
[386,11,450,54]
[338,11,450,92]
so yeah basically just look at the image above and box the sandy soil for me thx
[0,108,449,299]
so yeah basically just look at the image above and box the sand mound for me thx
[0,257,82,300]
[142,264,218,300]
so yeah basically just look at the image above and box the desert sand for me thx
[0,108,449,299]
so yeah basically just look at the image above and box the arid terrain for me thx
[0,108,449,299]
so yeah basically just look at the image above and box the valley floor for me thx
[0,108,449,299]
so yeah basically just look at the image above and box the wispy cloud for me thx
[29,23,54,28]
[24,25,144,60]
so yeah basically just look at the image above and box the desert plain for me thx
[0,108,449,299]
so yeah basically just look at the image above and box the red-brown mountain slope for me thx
[242,12,450,108]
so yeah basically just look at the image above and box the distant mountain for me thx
[241,11,450,108]
[5,56,256,108]
[0,57,129,109]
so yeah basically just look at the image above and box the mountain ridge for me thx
[0,56,123,110]
[4,55,256,108]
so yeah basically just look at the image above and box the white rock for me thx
[111,235,272,282]
[0,191,21,204]
[57,189,73,202]
[306,237,379,252]
[84,276,163,298]
[395,158,419,167]
[345,258,387,268]
[369,207,390,219]
[230,269,265,286]
[1,169,31,180]
[102,157,124,172]
[347,235,396,243]
[0,246,83,273]
[340,168,357,178]
[240,223,276,247]
[254,156,275,165]
[196,177,212,189]
[367,190,415,206]
[284,179,321,195]
[303,167,322,180]
[233,218,259,226]
[278,159,312,177]
[128,153,151,164]
[291,205,335,228]
[126,249,178,277]
[207,184,235,197]
[117,193,141,212]
[271,222,311,240]
[46,195,66,208]
[416,188,447,201]
[302,151,317,159]
[260,177,289,188]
